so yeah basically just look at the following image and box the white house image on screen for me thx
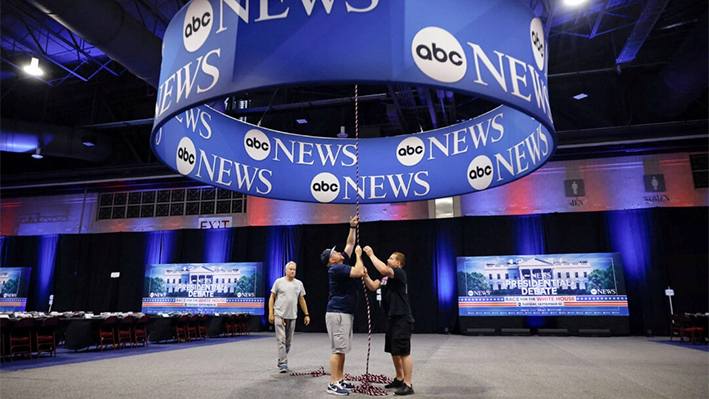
[483,258,594,291]
[0,271,18,294]
[0,272,9,286]
[163,265,242,294]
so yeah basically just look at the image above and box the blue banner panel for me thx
[151,0,557,204]
[142,262,264,315]
[456,253,629,316]
[0,267,31,312]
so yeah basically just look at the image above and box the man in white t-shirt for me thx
[269,261,310,373]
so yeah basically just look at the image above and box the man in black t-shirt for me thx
[362,246,415,396]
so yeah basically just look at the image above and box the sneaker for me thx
[327,382,350,396]
[339,380,355,390]
[279,364,288,373]
[394,384,414,396]
[385,378,404,389]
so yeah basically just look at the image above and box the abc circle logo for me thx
[467,155,494,191]
[412,27,467,83]
[244,129,271,161]
[176,137,197,175]
[529,18,545,71]
[311,173,340,203]
[183,0,213,53]
[590,289,598,295]
[396,137,425,166]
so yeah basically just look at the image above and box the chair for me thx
[116,315,135,349]
[35,316,60,357]
[133,314,150,347]
[0,318,10,362]
[197,314,210,340]
[670,314,705,344]
[173,314,190,343]
[225,314,238,337]
[237,313,250,336]
[187,314,200,341]
[95,316,119,351]
[8,317,36,361]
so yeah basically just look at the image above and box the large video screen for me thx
[142,262,264,315]
[0,267,32,312]
[457,253,628,316]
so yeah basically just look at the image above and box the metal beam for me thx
[616,0,672,64]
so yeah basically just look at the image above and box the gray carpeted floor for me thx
[1,333,707,399]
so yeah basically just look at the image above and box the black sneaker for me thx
[385,379,404,389]
[339,380,355,390]
[394,384,414,396]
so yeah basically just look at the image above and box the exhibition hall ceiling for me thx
[1,0,706,195]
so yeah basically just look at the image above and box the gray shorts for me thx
[326,312,354,354]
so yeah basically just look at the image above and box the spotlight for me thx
[31,147,44,159]
[24,57,43,76]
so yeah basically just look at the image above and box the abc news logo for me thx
[414,43,463,66]
[183,0,213,53]
[396,137,425,166]
[185,10,210,39]
[246,137,269,151]
[412,20,547,82]
[176,137,197,175]
[411,27,467,83]
[311,173,339,203]
[244,129,270,161]
[529,18,545,71]
[467,155,493,191]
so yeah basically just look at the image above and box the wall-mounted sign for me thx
[565,179,585,197]
[199,216,232,229]
[644,174,666,192]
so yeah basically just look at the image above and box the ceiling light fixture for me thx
[31,147,44,159]
[573,93,588,100]
[337,126,348,138]
[295,112,309,124]
[563,0,588,6]
[23,57,43,76]
[82,135,96,147]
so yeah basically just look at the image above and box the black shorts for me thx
[384,315,413,356]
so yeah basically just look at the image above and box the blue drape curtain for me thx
[263,225,302,323]
[0,236,5,267]
[605,209,662,335]
[144,230,177,265]
[265,226,302,287]
[204,228,233,263]
[433,219,458,333]
[514,214,546,255]
[31,235,58,312]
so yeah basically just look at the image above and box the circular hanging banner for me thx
[151,0,556,204]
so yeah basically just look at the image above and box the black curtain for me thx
[2,207,706,336]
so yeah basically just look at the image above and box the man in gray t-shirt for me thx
[269,261,310,373]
